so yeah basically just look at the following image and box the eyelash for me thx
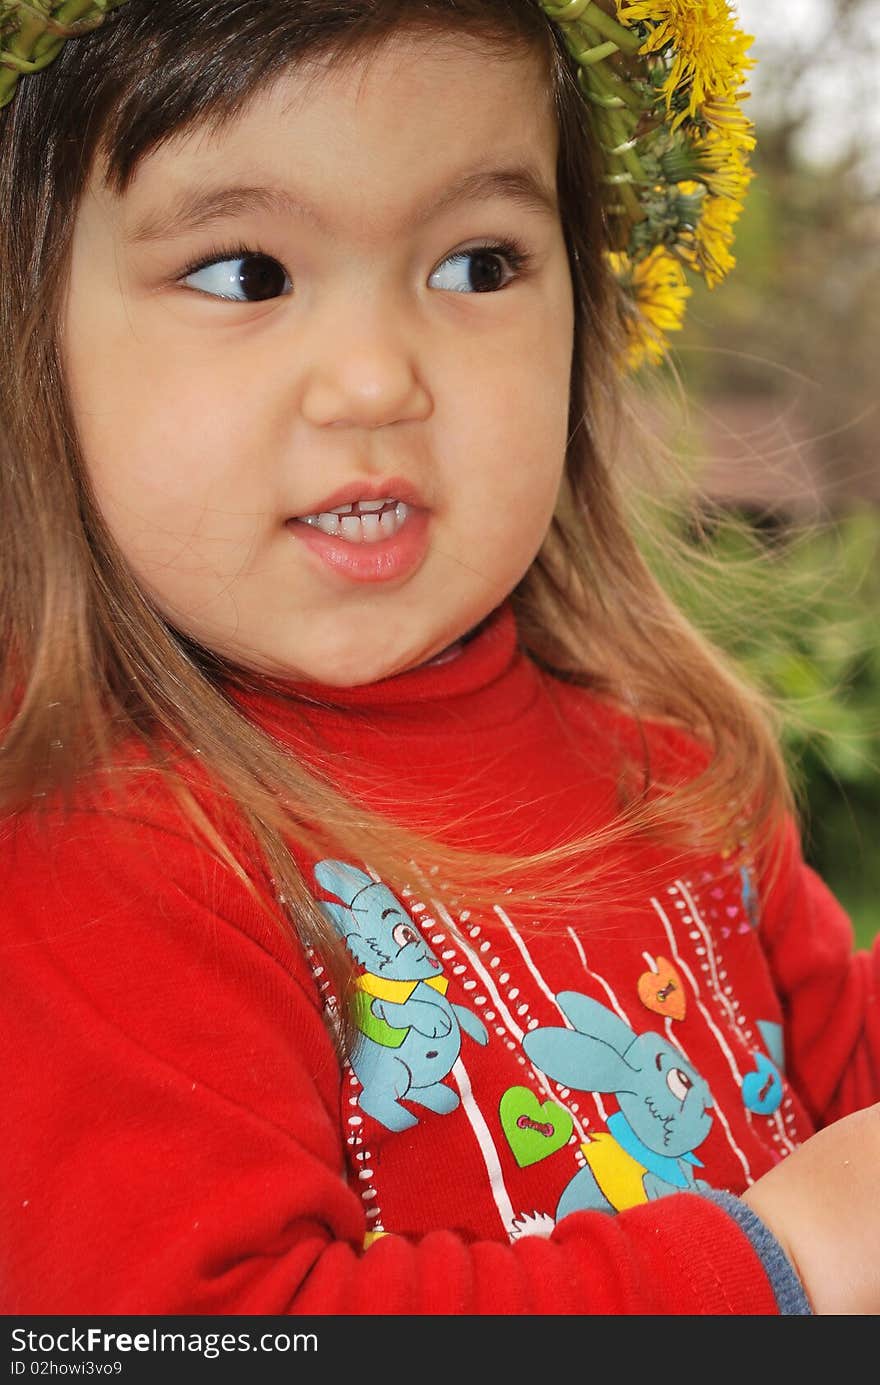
[176,236,534,297]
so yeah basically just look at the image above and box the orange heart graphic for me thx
[637,957,686,1021]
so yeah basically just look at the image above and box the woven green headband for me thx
[1,0,756,368]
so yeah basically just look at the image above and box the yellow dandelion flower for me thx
[693,193,743,287]
[544,4,759,363]
[662,132,754,201]
[615,0,755,123]
[702,93,756,151]
[702,135,753,201]
[624,320,662,370]
[632,245,692,329]
[609,245,692,367]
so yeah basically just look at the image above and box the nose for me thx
[299,296,432,430]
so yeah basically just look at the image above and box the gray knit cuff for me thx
[699,1188,813,1315]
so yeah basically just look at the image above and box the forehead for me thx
[94,30,559,239]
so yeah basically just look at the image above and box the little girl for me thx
[2,0,878,1318]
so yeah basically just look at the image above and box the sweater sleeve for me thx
[1,801,782,1316]
[754,816,880,1126]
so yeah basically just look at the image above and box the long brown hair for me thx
[0,0,792,1048]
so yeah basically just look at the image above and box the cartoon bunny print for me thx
[314,860,488,1132]
[523,992,715,1221]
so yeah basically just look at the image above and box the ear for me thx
[316,899,354,941]
[316,900,379,969]
[523,1026,636,1094]
[313,858,375,905]
[556,992,637,1057]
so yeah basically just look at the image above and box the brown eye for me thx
[183,252,292,302]
[392,922,419,948]
[462,249,506,292]
[429,240,530,295]
[667,1068,693,1101]
[236,254,290,301]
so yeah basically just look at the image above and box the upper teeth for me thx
[340,499,389,513]
[297,498,411,543]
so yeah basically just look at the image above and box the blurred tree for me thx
[632,1,880,943]
[647,507,880,948]
[673,0,880,507]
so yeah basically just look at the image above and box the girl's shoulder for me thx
[1,749,212,869]
[541,666,714,777]
[0,756,303,985]
[0,763,205,917]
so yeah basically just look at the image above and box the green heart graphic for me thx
[499,1086,574,1168]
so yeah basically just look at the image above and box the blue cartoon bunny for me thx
[522,993,714,1220]
[314,860,488,1132]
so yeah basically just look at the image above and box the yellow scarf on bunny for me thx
[356,972,449,1002]
[353,972,449,1048]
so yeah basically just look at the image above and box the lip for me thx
[287,505,430,585]
[291,475,427,519]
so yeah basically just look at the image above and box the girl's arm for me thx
[754,816,880,1125]
[1,798,787,1316]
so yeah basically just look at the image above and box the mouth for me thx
[295,497,412,545]
[644,1097,675,1146]
[286,483,430,585]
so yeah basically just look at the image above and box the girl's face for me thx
[64,30,574,686]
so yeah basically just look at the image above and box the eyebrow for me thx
[124,164,559,245]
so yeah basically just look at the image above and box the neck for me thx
[418,613,493,671]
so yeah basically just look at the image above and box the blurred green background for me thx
[635,0,880,946]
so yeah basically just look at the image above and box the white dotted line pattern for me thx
[672,879,798,1159]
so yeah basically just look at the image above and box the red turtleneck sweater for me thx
[2,603,877,1314]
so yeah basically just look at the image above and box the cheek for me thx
[69,397,269,613]
[64,274,248,519]
[484,281,573,497]
[450,390,567,594]
[471,358,570,516]
[69,338,271,555]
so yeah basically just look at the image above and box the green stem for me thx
[543,0,644,55]
[0,40,63,72]
[1,1,115,105]
[589,105,646,223]
[613,178,644,226]
[582,42,646,112]
[0,11,46,107]
[32,0,104,59]
[581,70,636,142]
[605,108,647,181]
[570,38,619,66]
[592,93,650,187]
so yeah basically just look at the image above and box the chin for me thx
[321,636,462,687]
[284,640,423,689]
[223,616,461,688]
[313,650,423,688]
